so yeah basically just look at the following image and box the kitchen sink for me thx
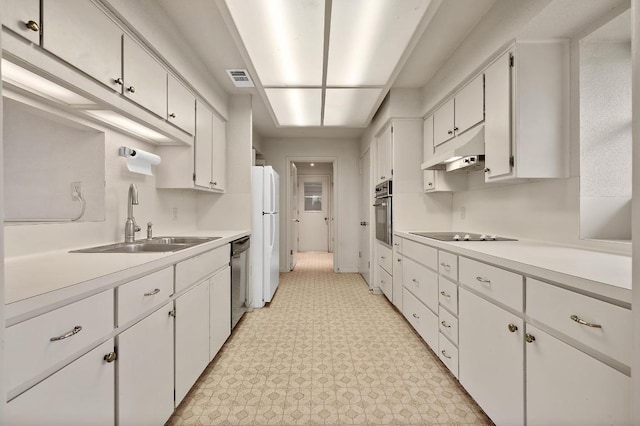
[70,236,221,253]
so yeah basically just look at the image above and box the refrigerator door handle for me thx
[270,214,276,248]
[270,172,276,212]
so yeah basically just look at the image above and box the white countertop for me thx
[396,231,631,306]
[5,230,250,324]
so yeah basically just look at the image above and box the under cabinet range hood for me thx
[422,124,486,172]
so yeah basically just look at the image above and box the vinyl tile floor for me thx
[167,252,491,425]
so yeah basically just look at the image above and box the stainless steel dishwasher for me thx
[230,236,250,330]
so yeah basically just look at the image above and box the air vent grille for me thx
[226,69,254,88]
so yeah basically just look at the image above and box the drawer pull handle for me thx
[144,288,161,296]
[570,315,602,329]
[397,258,401,263]
[440,291,450,298]
[381,256,386,260]
[412,313,420,319]
[104,352,117,363]
[412,278,419,284]
[441,350,452,359]
[525,333,536,343]
[50,325,82,341]
[476,276,491,284]
[440,262,451,269]
[441,320,451,329]
[508,323,518,333]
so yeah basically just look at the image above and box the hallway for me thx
[168,252,489,425]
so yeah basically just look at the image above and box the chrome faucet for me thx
[124,183,141,242]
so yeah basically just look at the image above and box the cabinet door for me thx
[423,170,436,192]
[194,100,213,189]
[423,115,434,162]
[376,124,392,183]
[392,250,403,310]
[123,35,167,117]
[175,279,210,405]
[6,340,115,425]
[211,113,227,192]
[526,325,631,426]
[454,74,484,135]
[118,302,174,426]
[167,74,196,135]
[210,266,231,361]
[484,51,513,180]
[433,98,455,146]
[459,288,524,425]
[42,0,122,91]
[2,0,40,44]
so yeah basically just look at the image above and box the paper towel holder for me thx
[119,146,136,158]
[119,146,161,176]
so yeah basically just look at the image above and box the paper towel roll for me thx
[120,147,161,176]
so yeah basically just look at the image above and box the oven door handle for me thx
[373,201,387,207]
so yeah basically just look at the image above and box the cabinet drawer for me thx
[403,288,438,351]
[175,245,229,293]
[117,267,173,326]
[403,239,437,270]
[438,251,458,281]
[377,243,393,274]
[439,277,458,315]
[438,333,459,378]
[403,257,438,313]
[439,307,458,346]
[378,265,393,302]
[392,238,403,254]
[6,290,114,392]
[527,278,632,366]
[459,257,523,311]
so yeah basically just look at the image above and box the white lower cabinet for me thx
[210,266,231,360]
[459,288,524,425]
[175,279,210,406]
[525,324,632,426]
[117,302,174,426]
[7,339,115,426]
[392,249,403,310]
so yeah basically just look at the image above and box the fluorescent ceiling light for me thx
[1,59,95,106]
[326,0,430,85]
[265,88,321,126]
[225,0,324,86]
[324,88,382,127]
[86,110,172,143]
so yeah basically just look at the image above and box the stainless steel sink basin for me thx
[71,236,221,253]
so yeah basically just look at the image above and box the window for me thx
[304,182,322,211]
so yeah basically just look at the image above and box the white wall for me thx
[197,95,253,230]
[261,138,360,273]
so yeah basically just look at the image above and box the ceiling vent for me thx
[226,69,254,88]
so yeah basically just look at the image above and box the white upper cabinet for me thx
[123,35,168,118]
[484,41,569,182]
[433,98,455,147]
[423,114,466,192]
[211,112,227,192]
[167,74,196,135]
[376,123,393,183]
[423,114,434,161]
[454,74,484,135]
[2,0,40,44]
[194,99,213,189]
[42,0,123,91]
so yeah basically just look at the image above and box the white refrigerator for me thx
[251,166,280,308]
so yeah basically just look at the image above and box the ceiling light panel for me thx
[326,0,431,86]
[225,0,325,86]
[323,88,382,127]
[265,88,322,126]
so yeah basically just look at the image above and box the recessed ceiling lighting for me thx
[324,88,383,127]
[264,88,321,126]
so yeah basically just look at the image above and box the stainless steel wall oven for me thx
[374,180,392,246]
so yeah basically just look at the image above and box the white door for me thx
[194,100,213,189]
[298,175,329,252]
[359,150,371,284]
[289,163,299,270]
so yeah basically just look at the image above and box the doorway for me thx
[359,149,372,285]
[286,158,336,271]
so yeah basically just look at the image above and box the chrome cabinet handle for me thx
[427,182,433,186]
[104,352,117,363]
[397,258,401,263]
[484,168,491,173]
[210,181,218,186]
[525,333,536,343]
[380,256,386,260]
[168,309,176,318]
[441,321,451,329]
[144,288,160,296]
[508,323,518,333]
[476,276,491,284]
[447,130,453,135]
[570,315,602,329]
[26,20,39,32]
[441,350,452,359]
[440,291,450,298]
[127,86,136,93]
[50,325,82,341]
[412,313,420,319]
[440,262,451,269]
[114,77,123,86]
[411,278,419,284]
[169,113,176,118]
[454,127,459,131]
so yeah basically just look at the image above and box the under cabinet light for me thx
[86,110,172,143]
